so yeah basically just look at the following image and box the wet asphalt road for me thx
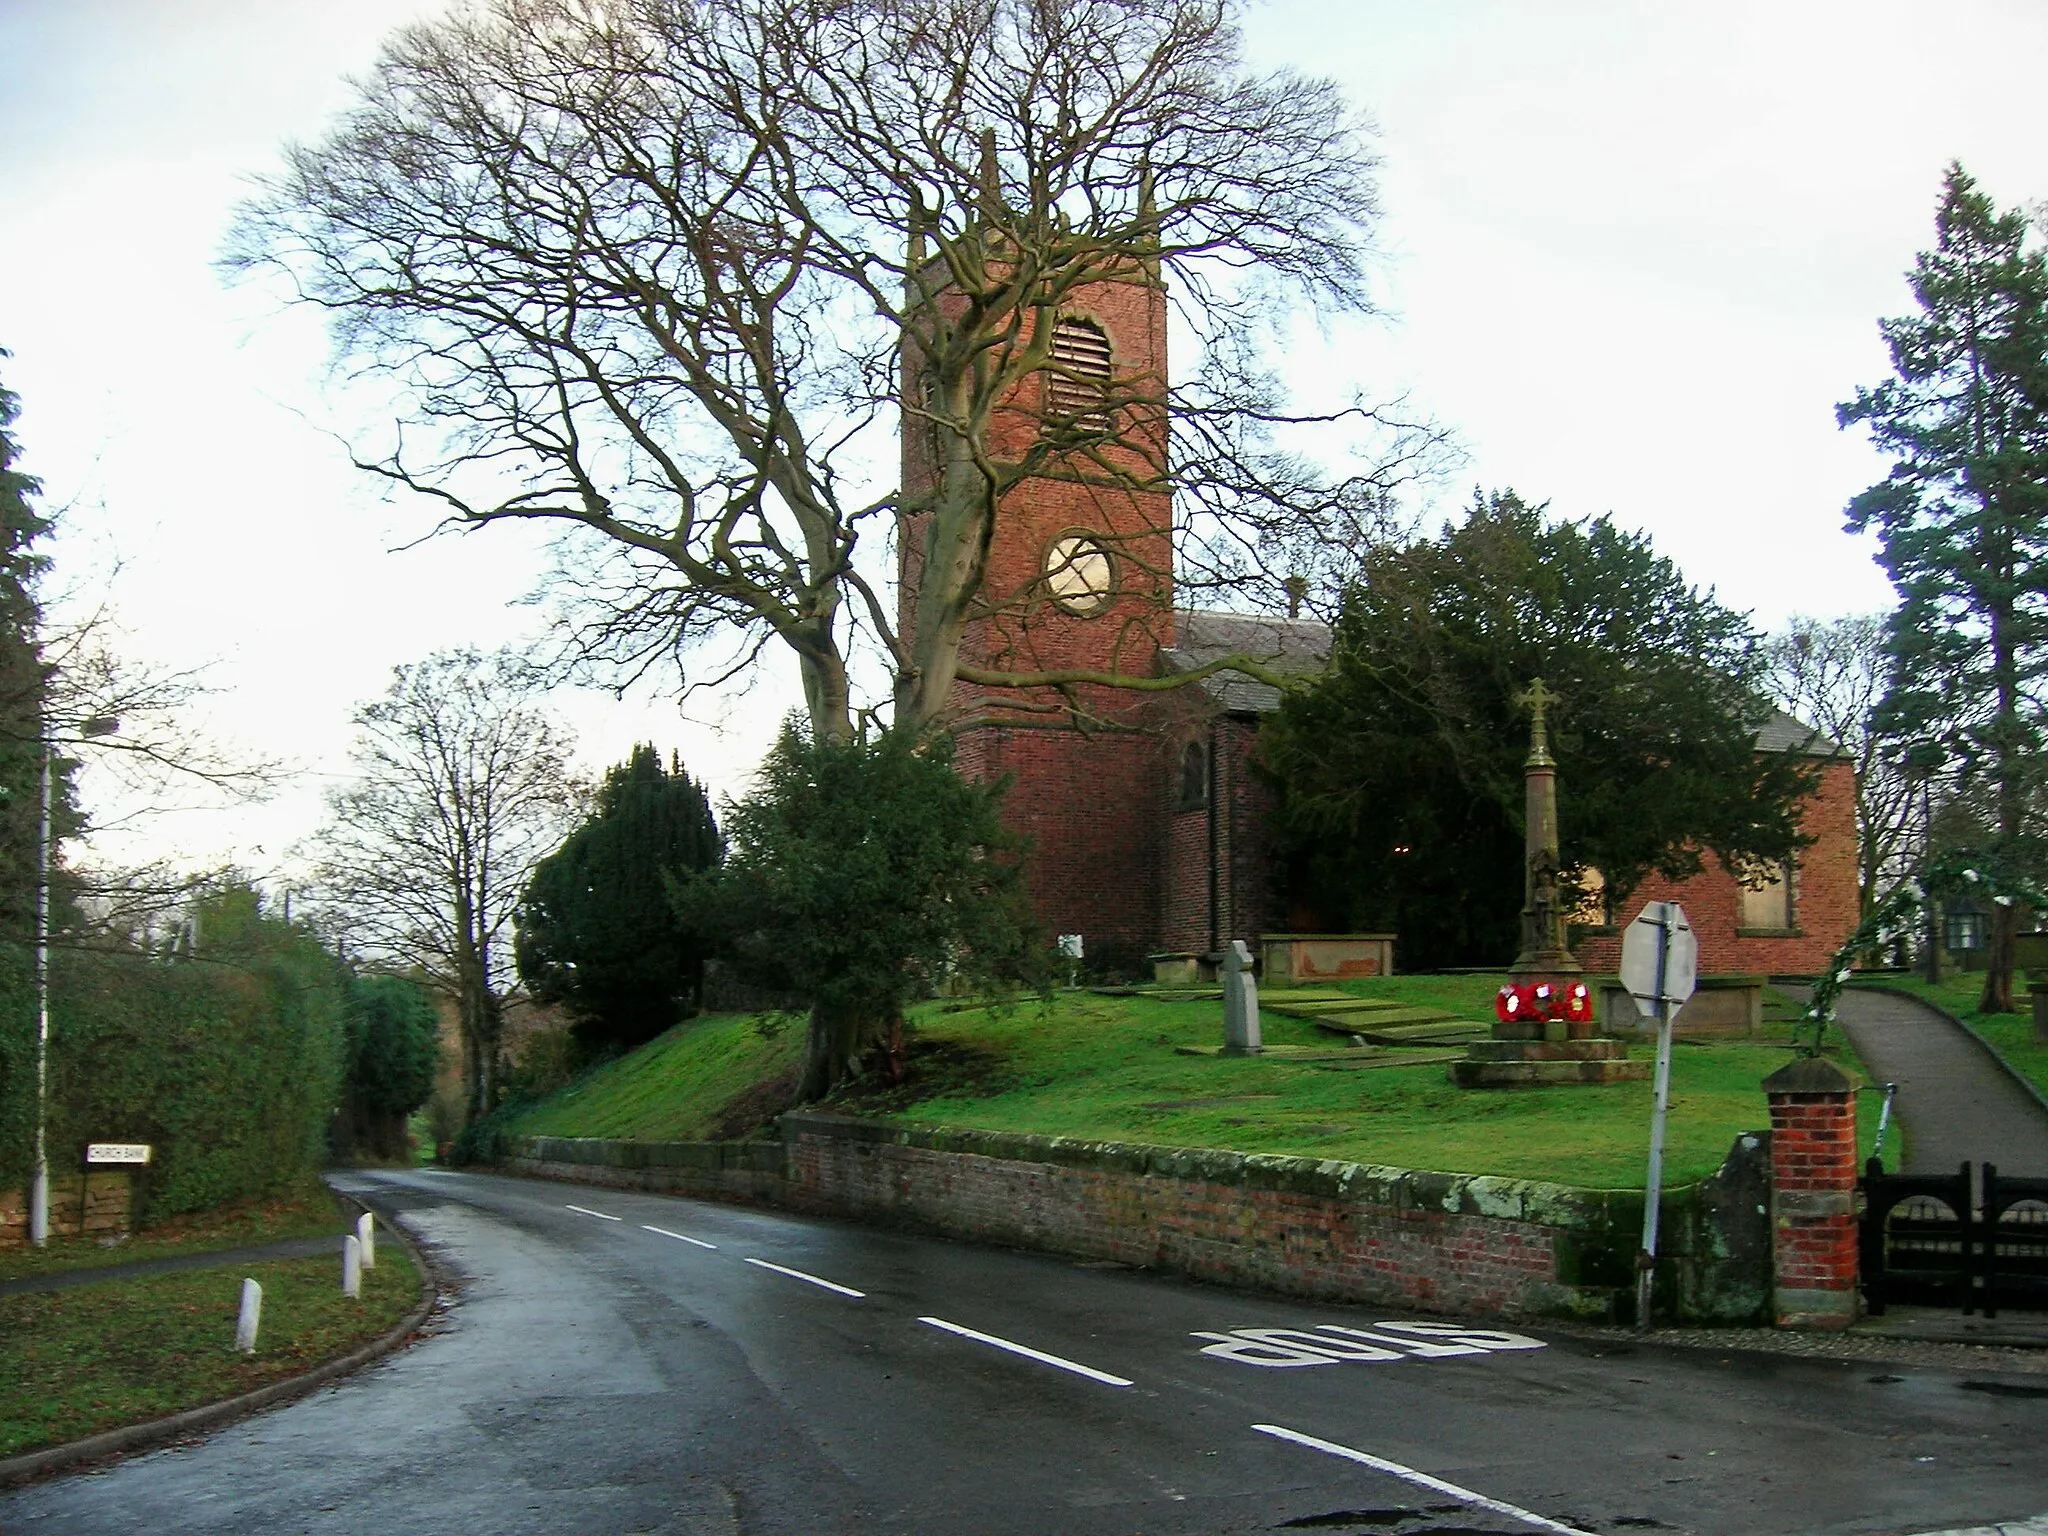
[3,1169,2046,1536]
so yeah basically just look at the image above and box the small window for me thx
[1568,867,1611,929]
[1177,741,1208,811]
[1045,316,1112,433]
[1739,861,1793,931]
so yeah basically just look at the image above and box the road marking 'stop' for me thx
[919,1315,1133,1387]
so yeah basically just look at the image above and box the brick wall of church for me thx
[961,723,1165,965]
[1160,714,1282,957]
[1574,758,1860,976]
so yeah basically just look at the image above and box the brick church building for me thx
[897,263,1860,979]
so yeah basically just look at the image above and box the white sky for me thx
[2,0,2043,881]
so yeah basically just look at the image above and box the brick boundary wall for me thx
[0,1171,134,1250]
[510,1114,1772,1324]
[1761,1056,1860,1329]
[506,1137,788,1205]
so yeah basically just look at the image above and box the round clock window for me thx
[1044,534,1115,614]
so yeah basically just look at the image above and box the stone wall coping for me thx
[1259,932,1397,942]
[1761,1056,1856,1096]
[1589,973,1769,988]
[516,1135,785,1174]
[776,1111,1650,1230]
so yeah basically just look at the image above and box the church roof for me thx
[1160,609,1331,713]
[1755,707,1848,758]
[1163,608,1849,757]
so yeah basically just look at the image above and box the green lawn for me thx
[0,1246,421,1459]
[504,975,1891,1189]
[0,1177,350,1285]
[1846,971,2048,1104]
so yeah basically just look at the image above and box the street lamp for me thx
[28,713,118,1248]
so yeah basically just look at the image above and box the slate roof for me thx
[1755,707,1848,759]
[1158,609,1331,713]
[1160,608,1847,757]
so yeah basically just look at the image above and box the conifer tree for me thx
[1838,163,2048,1013]
[0,361,53,936]
[516,746,723,1054]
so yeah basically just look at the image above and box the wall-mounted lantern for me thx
[1944,900,1988,953]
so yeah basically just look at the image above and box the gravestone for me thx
[1221,940,1262,1056]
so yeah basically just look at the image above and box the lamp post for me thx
[28,713,118,1248]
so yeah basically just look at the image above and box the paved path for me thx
[0,1235,342,1298]
[1832,988,2048,1176]
[5,1168,2046,1535]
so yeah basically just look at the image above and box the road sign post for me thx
[1619,902,1697,1330]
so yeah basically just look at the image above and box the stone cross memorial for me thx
[1452,679,1648,1088]
[1221,940,1262,1056]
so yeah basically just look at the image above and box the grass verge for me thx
[508,1009,805,1141]
[1847,972,2048,1105]
[0,1245,420,1460]
[0,1177,350,1285]
[505,975,1890,1188]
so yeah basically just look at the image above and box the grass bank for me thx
[1848,972,2048,1104]
[0,1245,420,1459]
[505,975,1890,1188]
[0,1177,349,1285]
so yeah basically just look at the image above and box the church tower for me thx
[898,255,1176,967]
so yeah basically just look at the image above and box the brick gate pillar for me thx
[1762,1056,1859,1329]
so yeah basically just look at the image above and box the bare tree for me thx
[311,649,582,1124]
[230,0,1443,744]
[1765,613,1924,914]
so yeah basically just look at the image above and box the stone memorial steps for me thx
[1303,1048,1469,1072]
[1172,1043,1468,1070]
[1269,1003,1457,1026]
[1315,1018,1492,1046]
[1258,996,1407,1013]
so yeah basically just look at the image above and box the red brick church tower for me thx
[898,262,1176,965]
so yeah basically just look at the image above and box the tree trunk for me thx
[795,1000,889,1102]
[1981,900,2018,1014]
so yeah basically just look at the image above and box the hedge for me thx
[0,937,347,1223]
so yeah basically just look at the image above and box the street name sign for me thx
[85,1143,151,1164]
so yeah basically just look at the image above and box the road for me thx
[3,1168,2045,1536]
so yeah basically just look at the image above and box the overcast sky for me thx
[2,0,2044,883]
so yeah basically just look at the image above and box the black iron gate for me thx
[1861,1160,2048,1315]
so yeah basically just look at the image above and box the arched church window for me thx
[1045,316,1113,433]
[1177,740,1209,811]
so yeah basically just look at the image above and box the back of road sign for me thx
[1619,902,1697,1017]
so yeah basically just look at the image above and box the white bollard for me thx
[343,1234,362,1299]
[356,1212,376,1270]
[234,1278,262,1353]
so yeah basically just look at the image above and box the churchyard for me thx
[499,973,1893,1190]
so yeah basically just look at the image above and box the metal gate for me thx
[1861,1160,2048,1316]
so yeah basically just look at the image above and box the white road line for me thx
[744,1257,867,1297]
[642,1224,718,1249]
[1253,1424,1595,1536]
[564,1204,622,1222]
[918,1316,1133,1388]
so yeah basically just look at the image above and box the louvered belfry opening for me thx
[1046,316,1113,432]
